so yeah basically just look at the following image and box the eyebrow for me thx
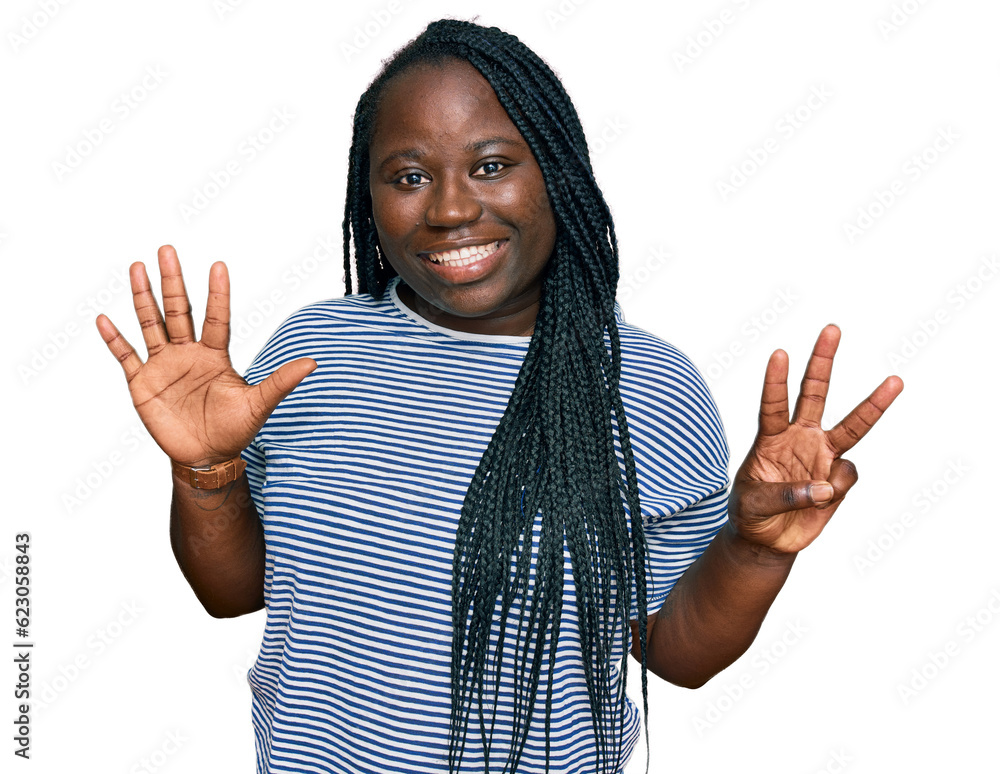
[466,136,525,153]
[377,136,526,171]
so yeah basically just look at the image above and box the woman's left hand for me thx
[729,324,904,555]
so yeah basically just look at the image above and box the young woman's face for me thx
[368,58,557,337]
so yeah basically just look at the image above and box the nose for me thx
[425,173,482,228]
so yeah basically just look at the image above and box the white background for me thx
[3,1,998,772]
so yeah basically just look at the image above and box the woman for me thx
[96,19,902,774]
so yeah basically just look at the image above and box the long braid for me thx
[342,20,650,773]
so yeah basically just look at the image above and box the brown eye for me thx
[475,161,506,176]
[396,172,428,187]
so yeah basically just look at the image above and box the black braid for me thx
[341,19,650,774]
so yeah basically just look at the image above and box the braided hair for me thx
[342,19,650,773]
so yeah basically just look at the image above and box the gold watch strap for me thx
[172,457,247,489]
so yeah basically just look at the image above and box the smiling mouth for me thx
[423,239,506,266]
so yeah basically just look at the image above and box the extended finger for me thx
[158,245,196,344]
[201,261,231,351]
[737,478,837,518]
[252,358,318,422]
[758,349,790,437]
[826,375,904,455]
[791,324,840,428]
[130,261,168,355]
[95,314,143,381]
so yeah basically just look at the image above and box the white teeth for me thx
[426,240,502,265]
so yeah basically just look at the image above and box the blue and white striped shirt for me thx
[242,277,729,773]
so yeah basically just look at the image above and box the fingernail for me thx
[810,483,834,503]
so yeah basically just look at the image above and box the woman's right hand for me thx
[96,244,317,468]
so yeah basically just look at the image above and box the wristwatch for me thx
[171,456,247,489]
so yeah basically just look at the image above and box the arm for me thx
[97,245,315,618]
[631,325,903,687]
[631,520,795,688]
[169,473,265,618]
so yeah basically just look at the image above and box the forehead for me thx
[368,59,523,159]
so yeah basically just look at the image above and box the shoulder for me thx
[615,319,720,424]
[613,317,729,475]
[243,291,396,382]
[271,291,392,330]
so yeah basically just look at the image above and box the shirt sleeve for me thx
[616,326,730,619]
[237,302,328,530]
[240,439,267,520]
[237,302,333,607]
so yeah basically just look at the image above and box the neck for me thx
[396,282,537,338]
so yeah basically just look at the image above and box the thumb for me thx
[737,479,836,518]
[252,357,318,420]
[826,457,859,503]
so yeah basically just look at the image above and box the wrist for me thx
[721,520,798,570]
[171,455,247,490]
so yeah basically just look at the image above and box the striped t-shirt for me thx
[241,276,730,774]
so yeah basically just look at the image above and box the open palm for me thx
[96,245,316,468]
[730,325,904,555]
